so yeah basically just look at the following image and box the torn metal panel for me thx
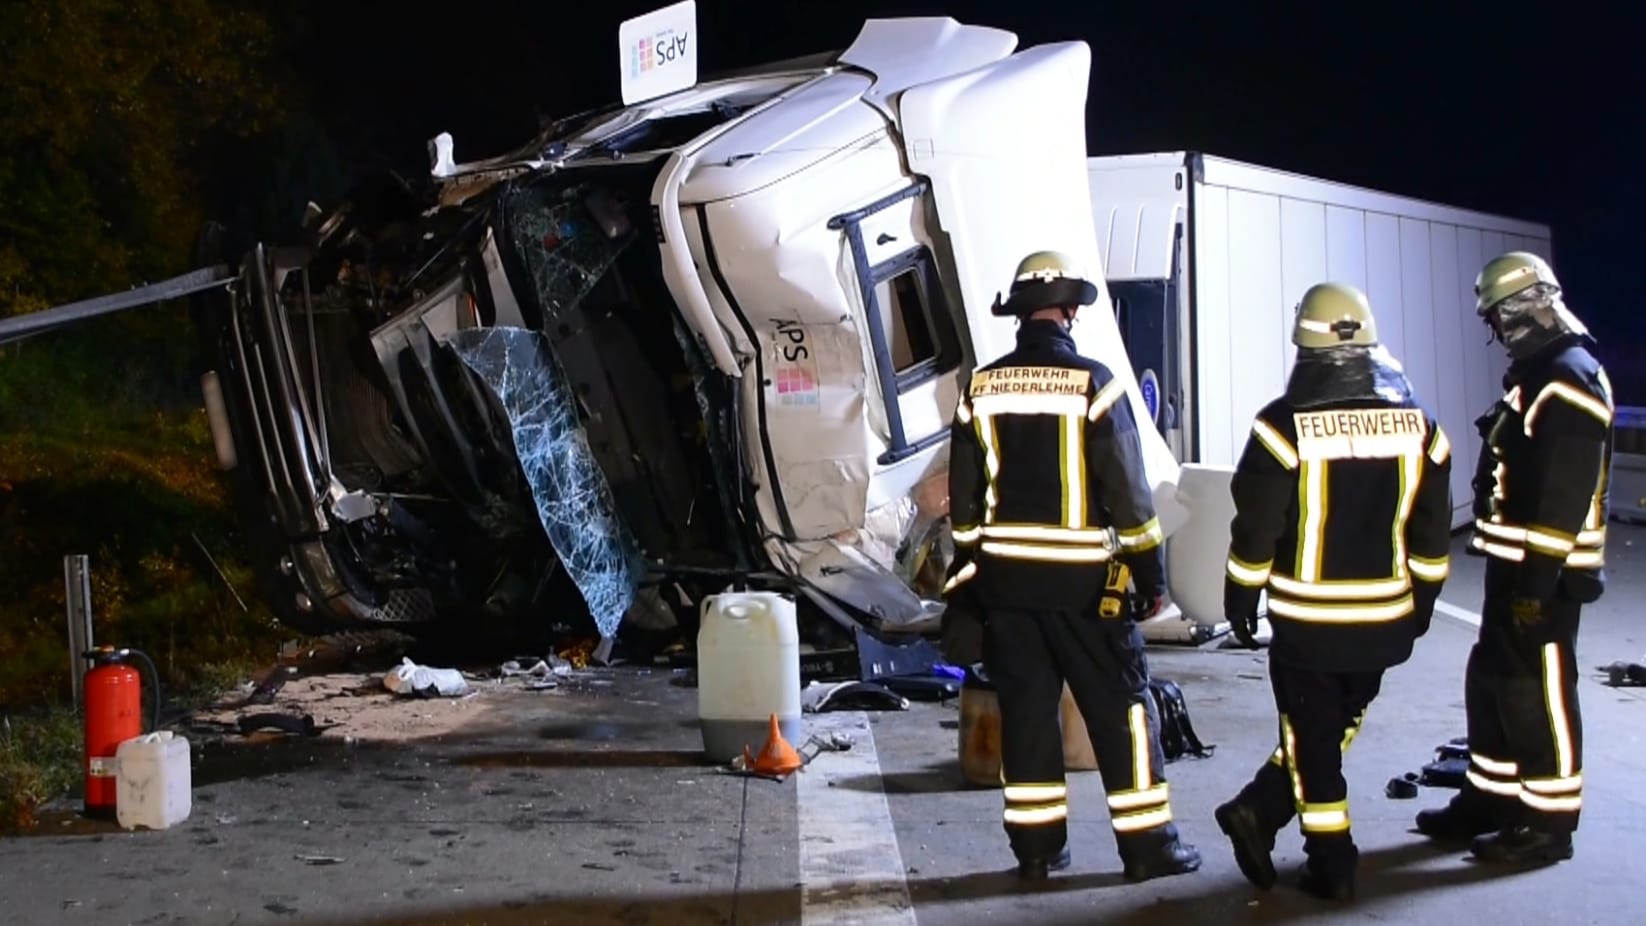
[477,228,529,329]
[795,541,933,629]
[448,326,644,637]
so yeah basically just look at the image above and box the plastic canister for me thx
[958,677,1002,787]
[115,731,192,831]
[697,591,802,763]
[958,679,1098,787]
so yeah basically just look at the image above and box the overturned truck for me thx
[179,15,1189,646]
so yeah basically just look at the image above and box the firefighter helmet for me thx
[1475,251,1559,315]
[991,250,1099,317]
[1473,250,1589,357]
[1291,282,1378,350]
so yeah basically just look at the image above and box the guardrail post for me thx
[64,554,94,710]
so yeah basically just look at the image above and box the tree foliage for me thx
[0,0,297,710]
[0,0,286,317]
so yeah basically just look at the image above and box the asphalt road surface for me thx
[2,526,1642,925]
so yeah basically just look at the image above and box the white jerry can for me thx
[696,590,802,764]
[115,731,192,831]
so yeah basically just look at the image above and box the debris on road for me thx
[193,669,493,743]
[383,658,470,698]
[1598,658,1646,687]
[798,731,855,766]
[801,680,909,713]
[295,854,344,866]
[1385,774,1420,799]
[556,638,608,670]
[489,656,576,690]
[238,632,418,707]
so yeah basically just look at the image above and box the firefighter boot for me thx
[1215,798,1278,890]
[1414,791,1511,842]
[1297,838,1357,902]
[1016,845,1072,881]
[1119,824,1202,883]
[1470,825,1574,866]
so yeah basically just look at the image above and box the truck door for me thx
[831,182,966,512]
[1108,223,1186,461]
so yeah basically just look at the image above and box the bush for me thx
[0,316,290,711]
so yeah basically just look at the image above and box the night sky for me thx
[288,1,1639,390]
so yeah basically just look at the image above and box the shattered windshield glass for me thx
[501,183,633,325]
[449,326,645,637]
[443,179,654,637]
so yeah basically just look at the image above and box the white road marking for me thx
[1435,600,1482,627]
[797,711,917,926]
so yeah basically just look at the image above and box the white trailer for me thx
[1087,151,1556,524]
[1086,152,1554,633]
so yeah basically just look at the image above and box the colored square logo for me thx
[774,367,818,407]
[630,37,654,77]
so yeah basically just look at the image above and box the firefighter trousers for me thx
[1454,558,1585,834]
[1229,664,1383,867]
[982,607,1180,864]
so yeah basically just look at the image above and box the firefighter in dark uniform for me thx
[1414,251,1613,865]
[1212,282,1454,901]
[942,250,1201,883]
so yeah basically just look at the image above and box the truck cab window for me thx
[875,267,938,375]
[866,247,960,396]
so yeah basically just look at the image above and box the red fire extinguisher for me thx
[81,646,160,820]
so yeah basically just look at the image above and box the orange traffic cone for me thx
[742,713,803,778]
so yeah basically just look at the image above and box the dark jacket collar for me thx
[1505,332,1586,385]
[1014,318,1077,352]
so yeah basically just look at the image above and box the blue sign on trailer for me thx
[1139,368,1160,424]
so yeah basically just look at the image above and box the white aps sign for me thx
[618,1,699,105]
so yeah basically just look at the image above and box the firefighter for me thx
[942,250,1201,883]
[1414,251,1613,864]
[1212,282,1453,901]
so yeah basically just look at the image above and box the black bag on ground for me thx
[1148,677,1214,761]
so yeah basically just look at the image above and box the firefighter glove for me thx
[1412,586,1439,638]
[1231,607,1260,649]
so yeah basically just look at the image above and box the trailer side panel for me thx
[1089,152,1553,530]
